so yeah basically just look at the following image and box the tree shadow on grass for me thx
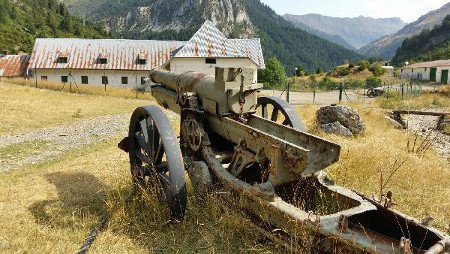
[29,172,108,229]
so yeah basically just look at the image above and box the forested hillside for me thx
[244,0,362,72]
[392,15,450,65]
[62,0,362,72]
[0,0,108,54]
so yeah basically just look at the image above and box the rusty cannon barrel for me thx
[149,68,263,116]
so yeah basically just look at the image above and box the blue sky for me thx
[259,0,449,23]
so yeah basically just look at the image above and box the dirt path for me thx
[0,114,131,172]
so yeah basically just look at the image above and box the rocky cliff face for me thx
[64,0,254,39]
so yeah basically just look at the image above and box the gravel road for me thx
[406,114,450,161]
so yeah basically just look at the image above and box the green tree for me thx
[258,57,287,87]
[295,65,305,77]
[357,60,370,71]
[366,76,382,88]
[370,64,387,76]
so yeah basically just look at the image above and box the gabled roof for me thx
[173,21,265,68]
[28,21,265,71]
[0,54,30,77]
[403,59,450,69]
[28,38,186,71]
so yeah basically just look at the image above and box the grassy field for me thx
[0,81,152,135]
[0,82,449,253]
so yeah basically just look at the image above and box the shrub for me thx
[366,76,382,88]
[357,60,370,71]
[370,64,387,76]
[318,76,340,90]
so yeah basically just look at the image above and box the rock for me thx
[321,122,353,137]
[317,105,366,135]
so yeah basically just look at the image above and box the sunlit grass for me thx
[0,82,152,135]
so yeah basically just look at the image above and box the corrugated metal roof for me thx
[29,39,187,71]
[29,21,265,71]
[173,21,265,68]
[0,54,30,77]
[403,59,450,69]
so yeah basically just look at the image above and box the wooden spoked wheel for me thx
[128,106,187,220]
[257,96,306,131]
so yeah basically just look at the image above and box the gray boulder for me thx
[321,122,353,137]
[317,105,366,135]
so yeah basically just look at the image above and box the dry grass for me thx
[296,98,450,233]
[7,78,154,100]
[0,82,152,135]
[0,81,449,253]
[0,136,282,253]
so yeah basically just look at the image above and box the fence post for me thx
[339,83,343,103]
[401,83,404,99]
[286,81,290,103]
[313,83,316,105]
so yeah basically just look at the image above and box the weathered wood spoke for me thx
[128,106,187,220]
[257,96,306,131]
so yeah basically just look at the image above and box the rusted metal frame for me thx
[246,116,341,176]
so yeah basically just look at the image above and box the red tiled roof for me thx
[0,55,30,77]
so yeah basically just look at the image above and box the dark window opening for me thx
[121,77,128,85]
[57,57,68,64]
[102,76,108,84]
[138,59,147,65]
[81,76,88,84]
[141,77,147,85]
[61,76,68,83]
[41,76,48,80]
[98,58,108,64]
[205,58,217,64]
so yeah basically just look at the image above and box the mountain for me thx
[359,2,450,60]
[61,0,362,72]
[392,15,450,65]
[0,0,108,54]
[284,14,406,50]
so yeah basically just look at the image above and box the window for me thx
[138,59,147,65]
[102,76,108,84]
[98,58,107,64]
[141,77,147,85]
[121,77,128,85]
[41,76,48,80]
[205,58,217,64]
[61,76,68,83]
[57,57,68,63]
[58,56,67,63]
[81,76,88,84]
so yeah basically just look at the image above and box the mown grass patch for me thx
[0,82,152,135]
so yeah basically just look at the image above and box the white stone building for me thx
[28,21,265,88]
[400,60,450,84]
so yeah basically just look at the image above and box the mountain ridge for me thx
[359,2,450,59]
[283,13,406,50]
[61,0,362,72]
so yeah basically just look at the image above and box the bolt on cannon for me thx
[119,67,449,253]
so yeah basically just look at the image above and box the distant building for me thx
[381,66,394,76]
[400,60,450,84]
[28,21,265,88]
[0,54,30,79]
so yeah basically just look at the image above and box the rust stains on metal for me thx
[0,54,30,77]
[28,38,186,71]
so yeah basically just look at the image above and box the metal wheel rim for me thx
[257,96,306,131]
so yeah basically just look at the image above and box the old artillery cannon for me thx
[119,67,449,253]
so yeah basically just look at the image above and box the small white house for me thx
[28,21,265,88]
[400,60,450,84]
